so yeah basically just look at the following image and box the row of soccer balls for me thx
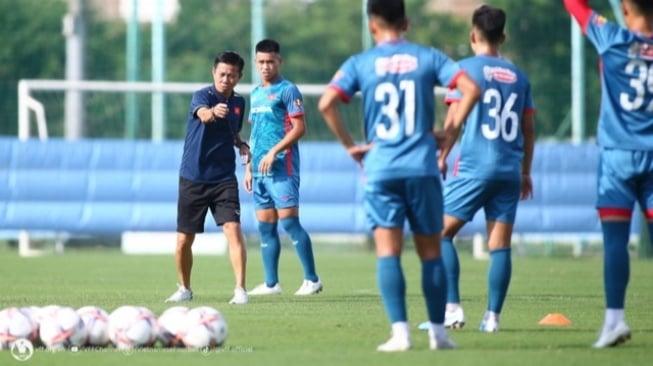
[0,305,227,351]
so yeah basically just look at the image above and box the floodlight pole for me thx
[125,0,140,139]
[63,0,86,140]
[571,20,585,144]
[251,0,265,85]
[151,0,166,142]
[362,0,372,50]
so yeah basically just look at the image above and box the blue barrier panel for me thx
[0,138,640,237]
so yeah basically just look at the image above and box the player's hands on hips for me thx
[212,103,229,119]
[258,152,276,175]
[438,157,448,180]
[238,145,251,165]
[244,168,253,193]
[346,143,373,167]
[520,174,533,200]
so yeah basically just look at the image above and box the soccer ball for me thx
[157,306,189,348]
[39,306,87,350]
[182,306,227,349]
[77,306,110,347]
[108,306,157,349]
[0,307,39,350]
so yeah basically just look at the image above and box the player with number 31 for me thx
[319,0,480,352]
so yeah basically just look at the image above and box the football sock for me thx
[377,256,407,323]
[421,257,447,324]
[441,237,460,304]
[488,247,511,314]
[280,216,318,282]
[601,221,630,309]
[258,221,281,287]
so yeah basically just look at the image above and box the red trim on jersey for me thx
[523,108,536,116]
[448,70,466,89]
[285,115,294,175]
[598,208,632,219]
[563,0,593,34]
[452,156,460,177]
[327,85,351,103]
[444,96,459,106]
[645,209,653,220]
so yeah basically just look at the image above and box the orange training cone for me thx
[538,313,572,326]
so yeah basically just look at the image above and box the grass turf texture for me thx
[1,244,652,366]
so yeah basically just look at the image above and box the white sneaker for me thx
[445,307,465,329]
[165,284,193,303]
[294,279,323,295]
[479,315,499,333]
[377,335,411,352]
[428,329,457,350]
[248,283,282,296]
[228,287,248,305]
[592,321,631,348]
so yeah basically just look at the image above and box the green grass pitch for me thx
[1,243,652,366]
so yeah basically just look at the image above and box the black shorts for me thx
[177,177,241,233]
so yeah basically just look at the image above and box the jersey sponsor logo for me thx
[483,65,517,83]
[627,42,653,61]
[375,54,418,76]
[250,106,273,114]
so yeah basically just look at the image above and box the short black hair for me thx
[214,51,245,73]
[628,0,653,15]
[472,5,506,45]
[367,0,407,29]
[255,39,280,54]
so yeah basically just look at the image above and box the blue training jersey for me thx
[179,85,246,183]
[328,39,461,182]
[248,77,304,177]
[585,12,653,150]
[445,55,534,180]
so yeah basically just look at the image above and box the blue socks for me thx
[258,221,281,287]
[441,237,460,304]
[377,256,407,323]
[280,217,318,282]
[488,248,511,313]
[601,221,631,309]
[421,257,447,324]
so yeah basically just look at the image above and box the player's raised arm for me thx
[563,0,593,32]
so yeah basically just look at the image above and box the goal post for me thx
[17,79,447,141]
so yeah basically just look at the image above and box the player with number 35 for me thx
[564,0,653,349]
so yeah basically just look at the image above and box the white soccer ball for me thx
[157,306,189,348]
[0,307,39,350]
[182,306,227,349]
[77,306,110,347]
[108,306,157,349]
[39,306,87,350]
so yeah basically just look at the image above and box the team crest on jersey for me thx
[627,42,653,60]
[593,14,607,27]
[294,99,303,107]
[331,70,345,82]
[375,54,418,76]
[267,93,276,100]
[233,106,241,115]
[483,66,517,83]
